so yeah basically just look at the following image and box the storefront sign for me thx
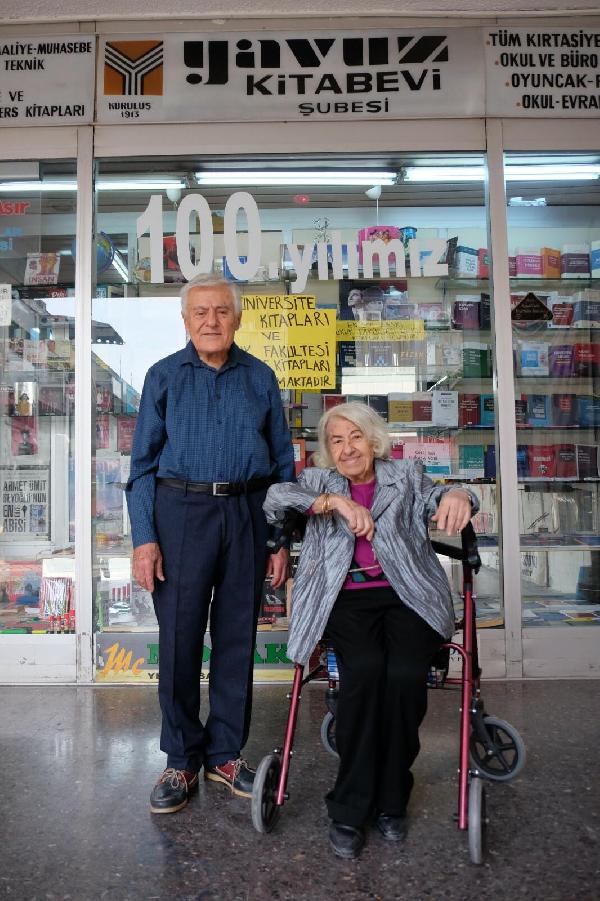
[485,27,600,116]
[0,36,95,126]
[1,468,49,537]
[95,631,294,682]
[237,294,336,390]
[98,28,484,123]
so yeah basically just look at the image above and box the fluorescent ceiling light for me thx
[405,164,600,183]
[0,178,185,193]
[195,170,397,186]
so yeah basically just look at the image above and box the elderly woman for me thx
[263,402,478,860]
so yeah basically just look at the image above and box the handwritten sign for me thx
[239,294,336,390]
[336,320,425,341]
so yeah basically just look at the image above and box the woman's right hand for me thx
[329,495,375,540]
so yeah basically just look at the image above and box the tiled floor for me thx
[1,679,599,900]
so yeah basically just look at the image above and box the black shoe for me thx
[328,822,365,860]
[150,768,198,814]
[204,757,255,798]
[375,813,407,842]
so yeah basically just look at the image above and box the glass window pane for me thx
[92,153,501,652]
[0,161,77,634]
[505,152,600,629]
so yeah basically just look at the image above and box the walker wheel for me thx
[320,711,338,757]
[470,715,526,782]
[468,775,488,865]
[251,753,282,834]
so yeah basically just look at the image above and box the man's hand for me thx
[266,547,289,590]
[132,542,165,593]
[431,490,472,536]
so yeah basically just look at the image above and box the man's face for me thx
[182,285,241,361]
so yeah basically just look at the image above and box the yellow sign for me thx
[336,319,425,341]
[239,294,336,390]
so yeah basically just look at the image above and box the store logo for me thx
[183,34,449,91]
[104,41,164,95]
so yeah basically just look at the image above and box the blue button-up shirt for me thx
[125,341,295,547]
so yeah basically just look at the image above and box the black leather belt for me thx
[157,476,271,496]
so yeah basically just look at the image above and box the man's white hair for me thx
[180,272,241,316]
[314,401,391,469]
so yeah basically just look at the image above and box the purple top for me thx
[342,479,390,590]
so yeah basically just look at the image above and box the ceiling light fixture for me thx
[0,178,186,193]
[404,164,600,183]
[194,170,397,187]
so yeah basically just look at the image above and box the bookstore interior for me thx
[1,132,599,682]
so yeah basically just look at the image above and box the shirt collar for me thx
[180,341,251,370]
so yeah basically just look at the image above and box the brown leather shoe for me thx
[204,758,255,798]
[150,768,199,814]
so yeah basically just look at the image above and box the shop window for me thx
[91,153,502,659]
[0,161,77,635]
[505,152,600,628]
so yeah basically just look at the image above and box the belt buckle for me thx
[212,482,230,496]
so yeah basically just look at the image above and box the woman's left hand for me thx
[430,490,472,536]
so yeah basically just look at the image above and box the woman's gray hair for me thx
[314,401,391,468]
[180,272,241,316]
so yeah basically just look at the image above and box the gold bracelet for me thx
[321,492,330,515]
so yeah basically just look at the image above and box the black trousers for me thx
[324,586,442,828]
[152,483,269,773]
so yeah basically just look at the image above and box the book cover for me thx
[483,444,496,478]
[452,296,479,330]
[527,445,556,479]
[292,439,306,476]
[518,342,549,376]
[459,445,485,478]
[515,249,543,278]
[117,416,136,453]
[462,343,492,378]
[527,394,551,427]
[576,445,599,479]
[479,394,495,427]
[561,245,590,278]
[24,252,61,286]
[38,385,65,416]
[323,395,346,411]
[555,444,577,479]
[338,341,357,368]
[367,395,388,421]
[431,391,458,427]
[478,248,489,279]
[578,395,600,427]
[548,345,574,377]
[573,343,598,377]
[542,247,561,279]
[552,393,578,427]
[548,298,574,328]
[459,393,480,427]
[479,293,491,330]
[516,445,529,478]
[515,395,528,426]
[417,303,449,329]
[412,396,433,423]
[388,394,414,423]
[572,299,600,328]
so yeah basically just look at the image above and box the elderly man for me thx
[126,272,294,814]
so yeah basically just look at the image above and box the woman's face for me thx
[326,416,375,484]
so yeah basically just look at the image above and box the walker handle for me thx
[430,522,481,573]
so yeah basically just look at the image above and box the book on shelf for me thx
[561,244,590,279]
[547,297,574,328]
[292,438,306,476]
[576,445,599,479]
[527,445,556,479]
[462,342,492,378]
[516,445,529,478]
[459,444,485,479]
[484,444,496,478]
[542,247,561,279]
[367,395,388,421]
[572,297,600,328]
[479,394,495,427]
[479,293,491,330]
[412,395,433,424]
[527,394,551,427]
[452,296,480,330]
[555,444,577,479]
[573,343,599,377]
[388,394,414,423]
[548,345,574,378]
[551,393,578,427]
[518,341,549,376]
[431,391,458,427]
[577,395,600,428]
[338,341,357,369]
[459,393,480,427]
[515,395,528,426]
